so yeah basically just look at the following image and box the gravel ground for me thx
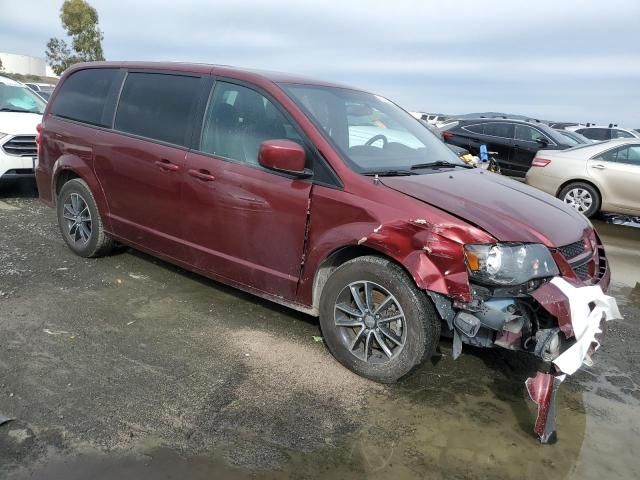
[1,179,639,480]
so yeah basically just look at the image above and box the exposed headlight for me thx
[464,243,559,286]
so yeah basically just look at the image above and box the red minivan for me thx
[36,62,616,443]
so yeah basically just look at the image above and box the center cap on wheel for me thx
[364,315,376,328]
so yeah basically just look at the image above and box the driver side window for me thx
[200,82,301,165]
[515,125,548,143]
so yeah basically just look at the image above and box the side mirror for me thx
[258,139,312,177]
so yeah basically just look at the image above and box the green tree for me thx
[46,0,104,76]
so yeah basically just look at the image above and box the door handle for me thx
[188,169,216,182]
[592,164,606,170]
[155,159,180,172]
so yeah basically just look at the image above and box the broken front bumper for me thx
[429,266,621,444]
[525,277,621,443]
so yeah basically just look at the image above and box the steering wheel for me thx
[365,134,388,147]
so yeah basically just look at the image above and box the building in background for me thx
[0,52,57,78]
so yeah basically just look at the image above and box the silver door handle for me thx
[592,164,606,170]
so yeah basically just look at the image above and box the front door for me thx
[94,71,201,260]
[181,81,313,300]
[512,124,555,176]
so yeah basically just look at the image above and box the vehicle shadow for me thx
[121,243,564,440]
[0,178,39,198]
[124,247,319,329]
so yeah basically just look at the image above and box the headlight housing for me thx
[464,243,559,286]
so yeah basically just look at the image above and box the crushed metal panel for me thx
[531,281,573,337]
[525,372,565,444]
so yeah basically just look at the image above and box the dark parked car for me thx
[441,118,574,177]
[36,62,616,443]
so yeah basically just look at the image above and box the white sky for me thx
[2,0,639,125]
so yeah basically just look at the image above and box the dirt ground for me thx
[1,179,639,480]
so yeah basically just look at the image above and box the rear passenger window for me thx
[483,122,514,139]
[599,145,640,165]
[50,68,119,127]
[115,73,199,146]
[598,146,623,162]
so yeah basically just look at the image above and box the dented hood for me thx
[381,169,590,247]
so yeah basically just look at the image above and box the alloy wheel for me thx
[334,281,407,363]
[62,193,92,244]
[563,188,593,213]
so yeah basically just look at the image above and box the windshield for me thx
[0,83,46,114]
[282,84,464,174]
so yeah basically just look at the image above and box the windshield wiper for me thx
[363,169,418,177]
[410,161,472,170]
[0,107,34,113]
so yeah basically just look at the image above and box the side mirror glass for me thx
[258,140,312,177]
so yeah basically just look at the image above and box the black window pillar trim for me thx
[189,76,215,150]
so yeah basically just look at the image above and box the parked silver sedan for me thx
[525,139,640,218]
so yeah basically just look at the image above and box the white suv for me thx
[0,75,45,182]
[566,125,640,141]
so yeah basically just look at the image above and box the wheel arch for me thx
[51,156,112,231]
[311,245,413,312]
[555,178,602,200]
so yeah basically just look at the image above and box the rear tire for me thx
[57,178,113,258]
[319,256,440,383]
[558,182,600,218]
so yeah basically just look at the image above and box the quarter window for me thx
[483,122,514,139]
[114,72,199,146]
[50,68,120,126]
[200,82,302,165]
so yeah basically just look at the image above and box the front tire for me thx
[558,182,600,218]
[319,256,440,383]
[57,178,113,258]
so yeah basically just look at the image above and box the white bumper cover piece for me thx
[550,277,621,375]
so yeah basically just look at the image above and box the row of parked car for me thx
[435,117,639,218]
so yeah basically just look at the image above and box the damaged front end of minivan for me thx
[354,215,621,444]
[421,229,621,443]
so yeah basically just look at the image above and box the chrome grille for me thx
[2,135,37,157]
